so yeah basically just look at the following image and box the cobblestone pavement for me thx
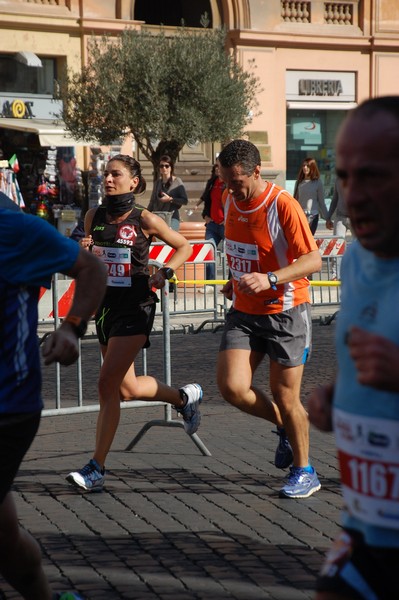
[1,312,341,600]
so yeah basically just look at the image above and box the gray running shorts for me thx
[219,303,312,367]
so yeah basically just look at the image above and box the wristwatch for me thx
[63,315,88,338]
[267,272,278,291]
[159,266,175,280]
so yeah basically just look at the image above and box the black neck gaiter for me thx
[104,192,134,217]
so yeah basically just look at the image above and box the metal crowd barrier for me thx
[149,239,221,322]
[38,237,346,334]
[38,239,221,324]
[310,235,346,306]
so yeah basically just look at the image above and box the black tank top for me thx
[91,205,154,311]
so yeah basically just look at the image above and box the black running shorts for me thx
[95,301,157,348]
[0,411,41,504]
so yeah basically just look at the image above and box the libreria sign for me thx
[298,79,343,97]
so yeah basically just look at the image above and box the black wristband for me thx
[159,267,175,280]
[63,315,88,338]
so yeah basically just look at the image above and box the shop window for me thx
[0,55,56,96]
[286,109,346,203]
[134,0,213,28]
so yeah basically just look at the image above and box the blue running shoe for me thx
[273,427,294,469]
[66,459,104,492]
[177,383,203,435]
[279,466,321,499]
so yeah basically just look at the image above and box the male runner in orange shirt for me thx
[217,139,322,498]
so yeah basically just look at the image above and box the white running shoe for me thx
[66,459,105,492]
[198,285,213,294]
[177,383,203,434]
[279,466,321,499]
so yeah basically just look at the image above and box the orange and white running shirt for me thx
[224,181,318,315]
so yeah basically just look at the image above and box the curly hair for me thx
[218,140,261,176]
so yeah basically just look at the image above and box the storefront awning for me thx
[0,118,92,147]
[287,101,357,111]
[14,51,43,68]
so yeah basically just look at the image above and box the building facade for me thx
[0,0,399,210]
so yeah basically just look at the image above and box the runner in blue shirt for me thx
[308,96,399,600]
[0,208,107,600]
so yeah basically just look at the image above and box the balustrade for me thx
[281,2,311,23]
[324,3,353,25]
[281,1,356,26]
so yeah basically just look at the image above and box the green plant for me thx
[58,27,261,177]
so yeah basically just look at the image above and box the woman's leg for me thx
[94,335,148,468]
[119,363,184,406]
[67,333,202,490]
[310,214,319,235]
[95,334,203,466]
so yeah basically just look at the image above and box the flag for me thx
[9,154,20,173]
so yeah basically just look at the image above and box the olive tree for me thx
[58,27,261,176]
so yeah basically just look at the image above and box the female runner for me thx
[67,154,202,492]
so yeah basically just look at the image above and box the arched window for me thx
[134,0,213,28]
